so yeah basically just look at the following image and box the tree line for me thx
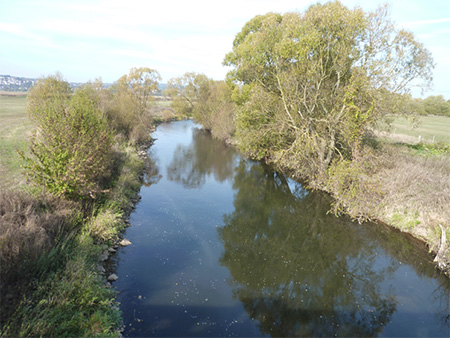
[402,94,450,117]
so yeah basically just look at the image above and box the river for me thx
[113,120,449,337]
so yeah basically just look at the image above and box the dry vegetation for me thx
[326,141,450,274]
[376,146,450,250]
[0,189,79,323]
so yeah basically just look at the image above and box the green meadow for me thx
[0,94,30,188]
[390,115,450,144]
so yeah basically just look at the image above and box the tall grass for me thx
[0,189,80,329]
[2,233,121,337]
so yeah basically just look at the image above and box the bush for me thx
[22,79,113,200]
[161,109,175,122]
[325,150,383,222]
[166,73,236,141]
[108,68,161,145]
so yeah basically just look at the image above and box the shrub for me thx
[21,79,113,200]
[161,109,175,122]
[325,150,383,222]
[108,67,161,145]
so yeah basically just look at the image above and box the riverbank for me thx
[0,137,153,336]
[0,86,173,336]
[366,142,449,275]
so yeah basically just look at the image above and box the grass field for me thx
[0,95,30,188]
[389,115,450,144]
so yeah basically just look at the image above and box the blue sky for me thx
[1,0,449,98]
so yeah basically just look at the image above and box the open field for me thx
[387,115,450,144]
[0,95,30,188]
[0,90,27,97]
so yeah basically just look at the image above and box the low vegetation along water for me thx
[112,120,449,337]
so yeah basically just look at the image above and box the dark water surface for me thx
[114,120,449,337]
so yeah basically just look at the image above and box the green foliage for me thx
[85,203,124,243]
[384,94,450,118]
[108,67,161,144]
[325,155,383,222]
[423,95,450,116]
[165,72,201,118]
[0,133,150,336]
[408,142,450,155]
[166,72,236,141]
[1,67,163,336]
[107,144,144,210]
[25,73,72,123]
[22,78,113,200]
[224,1,434,184]
[391,211,421,230]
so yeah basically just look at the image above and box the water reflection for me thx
[167,128,235,188]
[142,150,162,187]
[219,160,449,336]
[116,121,450,337]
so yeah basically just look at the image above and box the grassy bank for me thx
[0,92,152,336]
[1,146,146,337]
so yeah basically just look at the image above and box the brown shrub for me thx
[211,105,236,142]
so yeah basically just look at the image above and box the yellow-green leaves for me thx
[23,77,113,200]
[224,1,434,180]
[166,73,236,141]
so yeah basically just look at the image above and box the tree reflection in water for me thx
[166,128,236,188]
[141,150,162,187]
[219,161,397,336]
[157,121,449,336]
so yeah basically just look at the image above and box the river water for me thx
[114,120,449,337]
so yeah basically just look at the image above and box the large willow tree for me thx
[224,2,434,185]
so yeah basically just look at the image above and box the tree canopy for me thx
[166,72,236,141]
[224,1,434,184]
